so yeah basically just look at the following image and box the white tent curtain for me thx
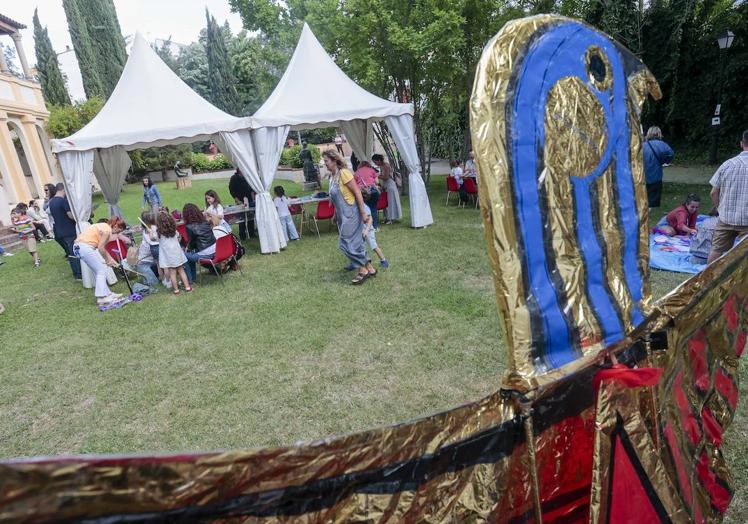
[58,150,112,289]
[340,119,374,163]
[384,114,434,228]
[93,146,132,219]
[218,129,288,254]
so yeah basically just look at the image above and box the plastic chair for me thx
[288,196,306,237]
[105,237,134,294]
[197,235,241,284]
[311,200,336,238]
[446,176,460,205]
[376,191,388,222]
[463,177,479,208]
[176,223,188,245]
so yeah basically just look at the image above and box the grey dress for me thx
[329,172,368,267]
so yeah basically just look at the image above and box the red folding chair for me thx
[376,191,388,222]
[197,235,241,284]
[105,237,134,294]
[176,223,188,245]
[463,177,479,208]
[446,176,460,205]
[311,200,336,238]
[288,196,306,237]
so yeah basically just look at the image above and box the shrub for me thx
[279,144,320,168]
[190,152,233,173]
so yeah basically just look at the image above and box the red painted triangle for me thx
[609,436,662,523]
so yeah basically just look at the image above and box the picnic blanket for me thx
[649,215,708,274]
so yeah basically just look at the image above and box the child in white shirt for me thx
[273,186,299,241]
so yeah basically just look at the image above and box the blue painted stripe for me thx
[511,21,646,366]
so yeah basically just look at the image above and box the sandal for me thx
[368,269,377,277]
[351,272,369,285]
[173,289,181,295]
[185,286,193,293]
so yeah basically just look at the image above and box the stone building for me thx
[0,13,60,226]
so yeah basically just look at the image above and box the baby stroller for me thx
[104,237,143,301]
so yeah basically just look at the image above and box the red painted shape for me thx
[609,436,663,523]
[664,421,693,507]
[687,330,710,392]
[714,368,738,411]
[700,407,723,446]
[735,330,746,357]
[673,373,702,446]
[593,365,663,391]
[535,413,595,523]
[723,294,738,332]
[673,373,703,445]
[696,451,731,514]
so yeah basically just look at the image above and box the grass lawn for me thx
[0,176,745,521]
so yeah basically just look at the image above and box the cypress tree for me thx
[33,9,71,106]
[78,0,127,97]
[62,0,104,99]
[205,10,242,115]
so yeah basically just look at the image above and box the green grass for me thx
[2,176,745,520]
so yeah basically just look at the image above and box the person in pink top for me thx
[354,161,381,228]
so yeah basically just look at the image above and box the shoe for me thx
[75,277,82,281]
[109,292,123,300]
[3,252,14,257]
[97,294,119,306]
[351,272,370,285]
[343,263,357,271]
[34,260,41,268]
[380,259,389,269]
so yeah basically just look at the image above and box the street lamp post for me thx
[709,29,735,165]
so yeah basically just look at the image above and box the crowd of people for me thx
[5,129,745,300]
[652,129,748,265]
[449,152,477,205]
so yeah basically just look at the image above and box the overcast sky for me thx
[2,0,244,66]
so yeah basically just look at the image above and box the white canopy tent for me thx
[252,23,433,228]
[52,34,287,286]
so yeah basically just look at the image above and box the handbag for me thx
[393,171,403,189]
[360,185,377,200]
[126,245,139,267]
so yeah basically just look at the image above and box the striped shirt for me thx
[710,151,748,226]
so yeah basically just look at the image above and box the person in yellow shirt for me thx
[322,150,377,284]
[73,217,126,306]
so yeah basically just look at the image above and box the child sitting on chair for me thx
[658,194,700,236]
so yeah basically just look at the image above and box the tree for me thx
[2,44,22,78]
[205,10,243,115]
[46,97,104,138]
[62,0,104,98]
[33,9,71,106]
[78,0,127,97]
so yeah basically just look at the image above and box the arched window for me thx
[7,121,40,198]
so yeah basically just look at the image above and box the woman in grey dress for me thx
[373,154,402,223]
[322,150,376,285]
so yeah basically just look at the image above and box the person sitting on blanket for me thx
[657,194,701,236]
[689,207,719,265]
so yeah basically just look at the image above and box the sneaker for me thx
[34,260,41,268]
[97,295,116,306]
[3,252,14,257]
[380,259,389,269]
